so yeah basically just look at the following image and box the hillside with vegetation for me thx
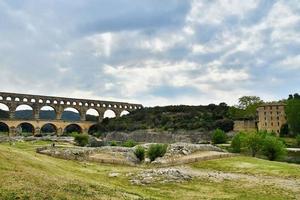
[96,103,234,133]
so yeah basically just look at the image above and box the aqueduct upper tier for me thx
[0,92,143,121]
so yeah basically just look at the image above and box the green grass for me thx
[192,156,300,179]
[0,142,299,199]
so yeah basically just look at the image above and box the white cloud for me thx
[280,55,300,69]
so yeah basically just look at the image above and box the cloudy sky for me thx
[0,0,299,106]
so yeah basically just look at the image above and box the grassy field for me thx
[0,141,299,200]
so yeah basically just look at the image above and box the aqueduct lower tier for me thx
[0,119,96,136]
[0,92,143,121]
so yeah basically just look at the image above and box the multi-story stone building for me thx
[256,103,286,134]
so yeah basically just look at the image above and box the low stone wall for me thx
[36,146,138,165]
[0,136,74,143]
[105,130,212,144]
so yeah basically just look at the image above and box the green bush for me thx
[110,140,117,146]
[147,144,168,161]
[245,131,263,157]
[212,129,227,144]
[134,146,145,162]
[122,139,137,147]
[74,134,89,147]
[230,132,245,153]
[296,135,300,147]
[262,135,286,161]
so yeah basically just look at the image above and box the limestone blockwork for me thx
[0,92,143,136]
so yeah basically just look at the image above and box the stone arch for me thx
[6,97,12,101]
[0,96,3,100]
[0,122,9,135]
[16,122,34,136]
[0,103,10,119]
[86,108,99,122]
[103,109,116,118]
[63,124,82,136]
[40,106,56,120]
[15,104,33,119]
[88,124,100,136]
[40,123,57,136]
[120,110,130,117]
[62,107,80,121]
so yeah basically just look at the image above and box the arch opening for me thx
[0,103,9,119]
[103,109,116,118]
[40,106,56,120]
[63,124,82,136]
[120,110,130,117]
[15,105,33,119]
[86,109,99,122]
[16,123,34,137]
[0,122,9,136]
[88,124,101,137]
[40,123,57,136]
[62,107,80,121]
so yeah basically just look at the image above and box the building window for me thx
[264,112,266,115]
[278,122,280,126]
[271,116,273,120]
[271,122,273,126]
[277,116,279,120]
[265,122,267,126]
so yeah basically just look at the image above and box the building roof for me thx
[257,102,286,107]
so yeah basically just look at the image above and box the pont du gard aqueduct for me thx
[0,92,143,136]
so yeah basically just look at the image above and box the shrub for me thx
[110,140,117,146]
[296,135,300,147]
[212,129,227,144]
[262,135,286,161]
[122,139,137,147]
[147,144,168,161]
[134,146,145,162]
[230,132,245,153]
[74,134,89,147]
[245,131,264,157]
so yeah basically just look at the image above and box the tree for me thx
[231,132,246,153]
[238,96,263,109]
[296,135,300,147]
[246,131,263,157]
[285,96,300,135]
[262,136,286,161]
[279,123,289,137]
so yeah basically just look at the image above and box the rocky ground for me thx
[126,166,300,194]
